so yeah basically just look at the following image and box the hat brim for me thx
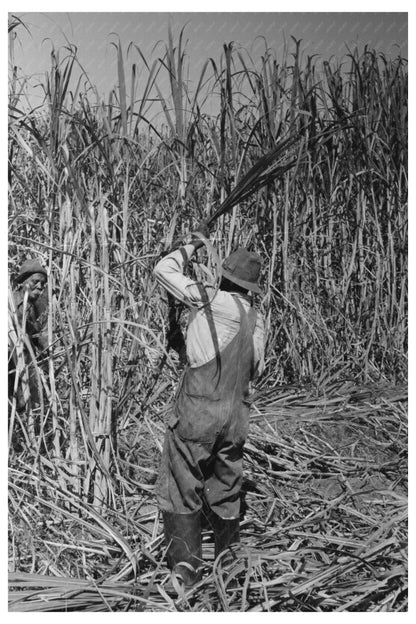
[16,270,47,284]
[222,268,262,294]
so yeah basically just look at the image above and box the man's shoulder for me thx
[210,287,236,304]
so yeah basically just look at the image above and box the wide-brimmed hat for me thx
[222,248,262,293]
[15,259,47,284]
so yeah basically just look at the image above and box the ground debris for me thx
[9,383,407,612]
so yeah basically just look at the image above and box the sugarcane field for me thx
[7,11,408,614]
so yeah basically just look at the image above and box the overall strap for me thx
[232,295,257,336]
[196,282,221,379]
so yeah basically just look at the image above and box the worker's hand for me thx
[193,220,210,239]
[190,220,210,248]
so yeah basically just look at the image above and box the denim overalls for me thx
[157,295,257,520]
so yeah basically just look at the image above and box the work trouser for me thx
[157,297,256,520]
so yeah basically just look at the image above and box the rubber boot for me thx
[163,511,202,588]
[211,513,240,559]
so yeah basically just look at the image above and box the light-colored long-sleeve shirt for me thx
[154,244,265,375]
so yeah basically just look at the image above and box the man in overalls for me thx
[154,223,265,587]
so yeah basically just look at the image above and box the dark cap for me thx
[16,259,47,284]
[222,248,262,293]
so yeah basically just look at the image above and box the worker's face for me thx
[22,273,47,302]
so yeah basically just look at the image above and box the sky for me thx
[8,10,408,118]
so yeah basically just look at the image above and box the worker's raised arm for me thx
[153,221,210,307]
[153,244,201,306]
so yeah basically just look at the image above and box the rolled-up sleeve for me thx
[153,245,205,307]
